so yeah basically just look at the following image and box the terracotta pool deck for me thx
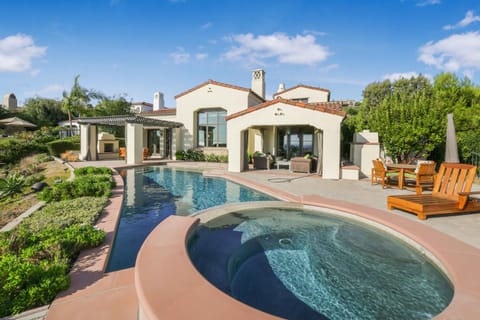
[43,160,480,319]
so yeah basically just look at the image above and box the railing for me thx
[59,128,80,139]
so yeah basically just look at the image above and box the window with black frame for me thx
[197,109,227,147]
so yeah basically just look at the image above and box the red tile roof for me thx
[132,101,154,107]
[140,108,176,116]
[174,79,265,101]
[273,84,330,98]
[225,98,346,121]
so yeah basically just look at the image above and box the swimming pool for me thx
[188,207,453,320]
[106,166,277,271]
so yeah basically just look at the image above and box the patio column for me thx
[126,122,143,164]
[79,124,97,161]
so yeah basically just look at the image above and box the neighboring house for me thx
[131,92,166,113]
[131,102,153,113]
[79,69,346,179]
[2,93,18,110]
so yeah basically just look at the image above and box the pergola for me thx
[78,115,183,164]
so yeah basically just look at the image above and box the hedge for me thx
[46,137,80,156]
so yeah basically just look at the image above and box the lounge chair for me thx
[371,159,401,189]
[403,161,436,194]
[387,163,480,220]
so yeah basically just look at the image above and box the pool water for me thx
[106,166,276,271]
[188,207,453,320]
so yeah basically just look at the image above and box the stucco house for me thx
[79,69,346,179]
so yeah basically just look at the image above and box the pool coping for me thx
[47,166,480,319]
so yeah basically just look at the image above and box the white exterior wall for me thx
[352,131,380,177]
[227,102,343,179]
[276,87,329,103]
[175,84,251,150]
[126,123,143,164]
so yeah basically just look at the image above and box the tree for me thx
[62,75,104,134]
[20,98,66,127]
[90,96,132,137]
[352,73,480,164]
[355,75,444,162]
[92,96,132,117]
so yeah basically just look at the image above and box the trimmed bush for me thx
[175,150,227,163]
[46,138,80,156]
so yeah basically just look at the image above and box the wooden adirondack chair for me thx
[371,159,401,189]
[387,163,480,220]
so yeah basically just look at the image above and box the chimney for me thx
[153,92,165,110]
[251,69,265,99]
[277,83,285,93]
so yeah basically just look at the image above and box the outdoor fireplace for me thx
[97,132,119,154]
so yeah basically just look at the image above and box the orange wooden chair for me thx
[403,161,436,194]
[371,159,401,189]
[119,147,126,159]
[142,147,150,160]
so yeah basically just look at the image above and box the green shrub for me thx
[24,174,45,187]
[175,150,185,160]
[0,194,107,316]
[38,167,113,202]
[183,149,205,161]
[74,167,111,176]
[0,139,47,164]
[46,138,80,156]
[0,254,70,316]
[21,197,107,233]
[0,173,26,199]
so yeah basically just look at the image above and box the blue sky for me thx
[1,0,480,107]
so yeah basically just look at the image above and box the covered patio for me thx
[226,99,345,179]
[78,115,183,165]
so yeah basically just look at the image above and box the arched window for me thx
[197,109,227,147]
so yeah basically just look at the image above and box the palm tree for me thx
[62,75,104,135]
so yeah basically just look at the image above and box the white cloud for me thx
[201,22,212,30]
[416,0,441,7]
[443,10,480,30]
[383,72,420,81]
[0,34,47,72]
[170,47,190,64]
[195,53,208,60]
[27,84,64,97]
[222,32,330,65]
[418,31,480,73]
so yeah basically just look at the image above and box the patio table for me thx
[387,163,416,189]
